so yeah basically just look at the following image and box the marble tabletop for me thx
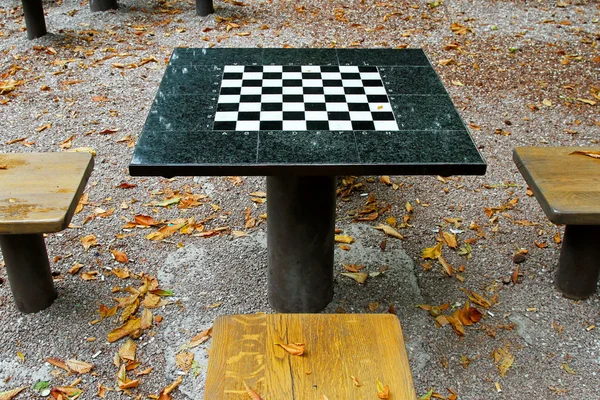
[129,48,486,176]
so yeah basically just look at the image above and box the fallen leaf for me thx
[159,376,183,399]
[65,359,93,374]
[0,386,27,400]
[81,271,99,280]
[68,263,83,275]
[380,176,392,185]
[276,343,305,356]
[119,339,137,362]
[111,250,129,264]
[108,317,141,343]
[422,242,443,259]
[418,388,434,400]
[376,378,390,399]
[187,327,213,349]
[243,381,263,400]
[562,363,576,375]
[438,255,454,276]
[134,215,159,226]
[45,357,69,371]
[570,150,600,159]
[176,351,194,372]
[81,234,98,251]
[460,288,492,308]
[113,268,130,279]
[442,232,458,248]
[373,224,403,240]
[117,364,139,389]
[405,201,413,213]
[341,272,368,284]
[491,346,514,377]
[335,234,355,244]
[140,308,153,330]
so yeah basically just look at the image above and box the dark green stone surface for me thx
[130,48,486,176]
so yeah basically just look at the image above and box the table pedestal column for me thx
[21,0,47,39]
[196,0,214,16]
[90,0,118,12]
[555,225,600,300]
[267,176,336,313]
[0,234,57,313]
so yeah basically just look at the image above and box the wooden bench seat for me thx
[0,152,94,312]
[513,147,600,299]
[204,313,416,399]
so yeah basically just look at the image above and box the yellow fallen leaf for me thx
[422,242,443,259]
[159,376,183,398]
[373,224,403,240]
[442,231,458,248]
[243,381,263,400]
[542,99,553,107]
[405,201,413,213]
[491,346,514,377]
[376,378,390,399]
[341,272,368,284]
[66,147,96,156]
[81,234,98,251]
[187,327,213,348]
[81,271,99,280]
[275,343,305,356]
[380,176,392,185]
[119,339,137,362]
[334,234,355,244]
[140,308,153,330]
[68,263,83,275]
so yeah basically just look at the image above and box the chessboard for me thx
[213,65,400,131]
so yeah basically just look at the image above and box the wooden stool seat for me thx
[513,147,600,299]
[0,152,94,312]
[204,313,416,399]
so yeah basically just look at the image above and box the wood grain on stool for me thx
[0,152,94,234]
[204,313,416,399]
[513,147,600,225]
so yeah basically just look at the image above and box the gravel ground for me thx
[0,0,599,399]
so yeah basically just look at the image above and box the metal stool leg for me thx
[21,0,47,39]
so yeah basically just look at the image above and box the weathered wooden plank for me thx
[0,152,94,234]
[513,147,600,225]
[205,313,416,399]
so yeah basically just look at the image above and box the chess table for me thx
[129,48,486,312]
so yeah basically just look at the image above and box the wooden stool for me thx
[513,147,600,299]
[0,152,94,313]
[205,313,416,399]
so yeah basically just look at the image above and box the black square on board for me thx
[320,66,340,72]
[262,87,283,94]
[305,103,327,111]
[348,103,370,111]
[371,112,396,121]
[363,80,384,87]
[352,121,376,130]
[327,111,351,120]
[244,65,263,72]
[240,94,262,102]
[303,87,325,95]
[283,111,306,120]
[238,112,261,121]
[282,66,302,72]
[367,95,389,103]
[306,121,330,130]
[263,72,283,79]
[323,80,343,87]
[213,121,236,130]
[221,87,241,95]
[283,80,303,87]
[242,80,263,87]
[262,103,283,111]
[325,95,347,103]
[260,121,283,130]
[217,103,239,112]
[344,87,366,94]
[283,94,304,102]
[223,72,243,79]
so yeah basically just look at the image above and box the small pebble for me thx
[513,253,527,264]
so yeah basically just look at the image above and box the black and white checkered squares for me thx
[213,65,399,131]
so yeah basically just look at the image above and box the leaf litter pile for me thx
[0,0,599,398]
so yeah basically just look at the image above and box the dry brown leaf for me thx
[438,255,454,277]
[176,351,194,372]
[570,150,600,159]
[68,263,83,275]
[108,318,141,343]
[134,214,159,226]
[99,304,118,318]
[81,234,98,251]
[81,271,99,281]
[113,268,130,279]
[188,327,213,348]
[136,367,153,376]
[276,343,305,356]
[119,339,137,362]
[111,250,129,264]
[405,201,413,213]
[380,176,392,185]
[97,383,112,398]
[442,231,458,248]
[460,288,492,308]
[140,308,153,330]
[243,381,263,400]
[45,357,69,371]
[159,376,183,399]
[117,364,139,389]
[65,359,94,374]
[373,224,403,240]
